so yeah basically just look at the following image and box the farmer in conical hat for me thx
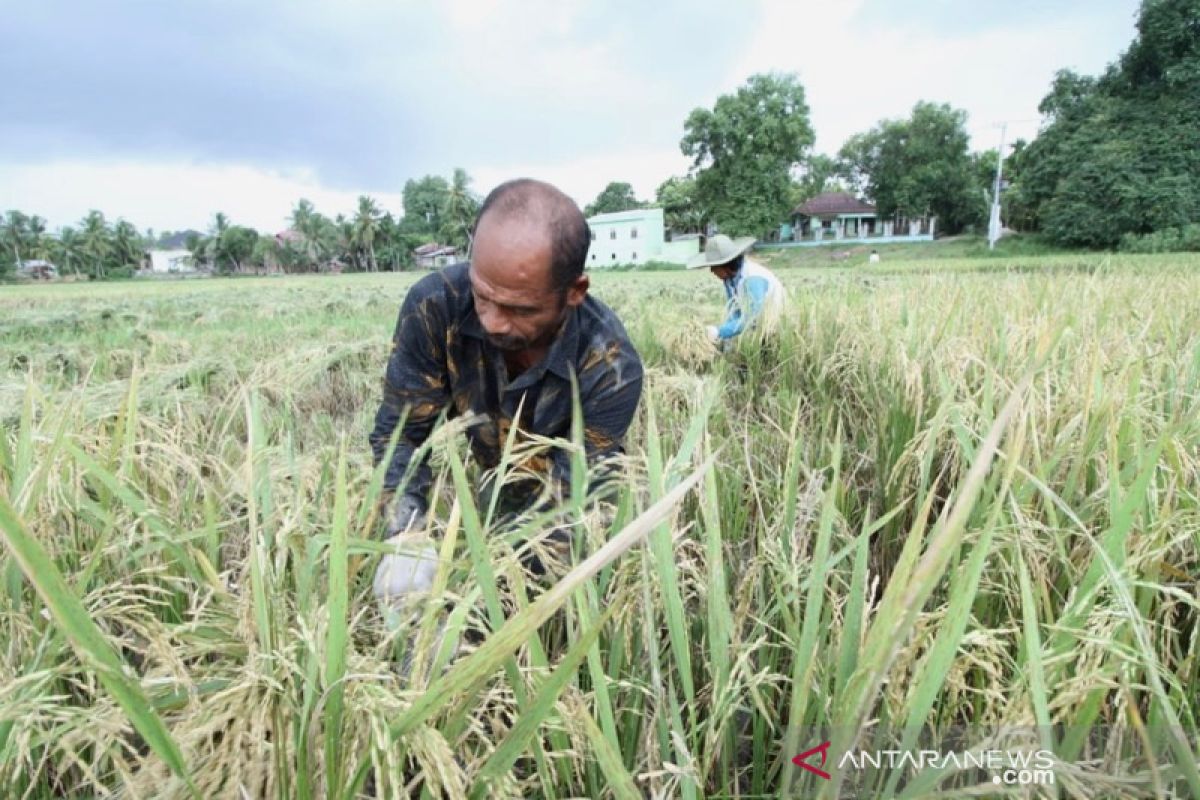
[687,234,786,344]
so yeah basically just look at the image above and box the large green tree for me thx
[1014,0,1200,247]
[655,176,706,235]
[191,212,260,273]
[998,139,1039,232]
[680,72,815,237]
[838,101,984,234]
[790,154,844,208]
[220,226,259,273]
[583,182,643,217]
[399,176,451,238]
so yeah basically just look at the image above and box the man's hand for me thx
[705,325,720,345]
[373,533,439,607]
[374,492,435,608]
[386,492,427,537]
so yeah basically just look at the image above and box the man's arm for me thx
[548,351,644,499]
[369,284,451,514]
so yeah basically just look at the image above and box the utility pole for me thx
[987,122,1006,251]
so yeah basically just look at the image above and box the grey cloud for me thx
[0,0,761,191]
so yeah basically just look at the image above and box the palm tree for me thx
[290,199,315,232]
[112,219,143,269]
[251,234,277,274]
[27,215,51,261]
[207,212,231,272]
[186,231,213,272]
[333,214,355,271]
[55,226,84,277]
[352,195,382,272]
[80,210,112,279]
[376,212,403,271]
[441,168,480,252]
[2,210,31,272]
[289,199,331,269]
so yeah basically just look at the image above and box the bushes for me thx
[106,265,138,279]
[1119,223,1200,253]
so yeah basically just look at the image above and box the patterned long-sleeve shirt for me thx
[370,262,644,510]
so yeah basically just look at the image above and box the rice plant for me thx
[1,254,1198,798]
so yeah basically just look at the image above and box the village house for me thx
[274,229,305,248]
[776,192,937,246]
[584,207,699,267]
[145,249,196,273]
[17,259,59,280]
[413,243,460,269]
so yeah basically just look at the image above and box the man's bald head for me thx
[473,179,591,291]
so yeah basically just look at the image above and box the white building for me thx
[585,207,699,267]
[147,249,195,273]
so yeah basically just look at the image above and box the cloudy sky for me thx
[0,0,1140,234]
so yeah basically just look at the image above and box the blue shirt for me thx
[717,265,776,340]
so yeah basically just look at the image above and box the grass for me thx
[754,232,1077,269]
[1,252,1199,798]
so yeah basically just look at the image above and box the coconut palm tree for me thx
[332,214,355,271]
[186,231,213,272]
[289,199,333,270]
[80,210,112,279]
[1,210,32,273]
[27,215,51,261]
[112,219,143,270]
[352,195,382,272]
[440,168,480,252]
[54,226,85,277]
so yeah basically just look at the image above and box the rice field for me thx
[1,252,1198,799]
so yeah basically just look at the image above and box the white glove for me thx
[386,493,427,537]
[705,325,720,344]
[373,534,439,607]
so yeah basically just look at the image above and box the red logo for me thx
[792,741,832,780]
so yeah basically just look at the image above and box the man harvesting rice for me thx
[368,178,643,605]
[688,234,786,345]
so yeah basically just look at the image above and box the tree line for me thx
[588,0,1198,250]
[1,168,481,279]
[4,0,1196,279]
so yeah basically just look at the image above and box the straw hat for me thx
[685,234,757,269]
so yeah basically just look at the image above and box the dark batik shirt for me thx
[370,262,644,507]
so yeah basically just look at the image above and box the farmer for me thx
[688,234,786,345]
[369,178,644,605]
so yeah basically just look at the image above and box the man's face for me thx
[710,263,736,281]
[469,214,588,353]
